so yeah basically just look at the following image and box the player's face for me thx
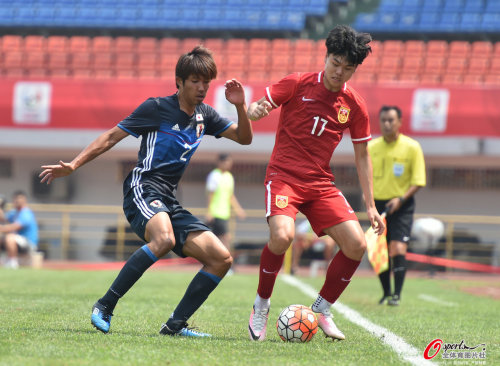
[177,74,211,106]
[323,54,357,92]
[379,109,401,139]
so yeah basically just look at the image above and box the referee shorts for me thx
[375,197,415,245]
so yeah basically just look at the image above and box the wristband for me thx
[398,196,404,204]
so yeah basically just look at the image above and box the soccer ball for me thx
[276,304,318,342]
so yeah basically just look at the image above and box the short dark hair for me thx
[325,25,372,65]
[379,105,402,119]
[12,190,26,198]
[175,46,217,88]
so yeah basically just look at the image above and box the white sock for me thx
[254,294,270,310]
[311,294,332,313]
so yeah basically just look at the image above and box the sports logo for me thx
[196,113,204,121]
[196,123,205,138]
[338,106,350,124]
[275,195,288,209]
[149,200,164,208]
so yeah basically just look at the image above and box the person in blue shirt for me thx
[39,46,253,337]
[0,191,39,269]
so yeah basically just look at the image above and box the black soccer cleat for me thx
[91,301,113,333]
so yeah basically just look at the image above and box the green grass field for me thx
[0,267,497,366]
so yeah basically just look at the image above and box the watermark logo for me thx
[424,339,486,362]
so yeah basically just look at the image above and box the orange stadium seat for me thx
[50,69,71,79]
[72,69,93,79]
[471,41,493,58]
[137,69,159,80]
[203,38,224,55]
[462,74,483,85]
[290,55,312,71]
[1,35,23,52]
[441,74,463,85]
[445,57,468,74]
[248,53,269,73]
[377,72,398,84]
[382,40,404,57]
[369,40,382,58]
[248,38,270,55]
[47,52,68,70]
[420,74,441,85]
[116,70,136,79]
[493,42,500,57]
[398,73,420,84]
[136,37,158,53]
[484,74,500,85]
[404,40,426,57]
[270,39,291,55]
[115,53,135,71]
[179,38,203,53]
[137,53,158,72]
[3,69,24,78]
[246,70,268,82]
[225,53,246,72]
[269,56,288,74]
[92,52,113,70]
[350,72,375,84]
[68,36,91,54]
[159,38,180,54]
[311,55,326,71]
[269,70,288,82]
[225,39,248,54]
[426,40,448,57]
[314,40,326,58]
[357,55,377,74]
[26,69,48,78]
[467,58,489,75]
[114,36,136,53]
[489,58,500,74]
[423,57,446,75]
[69,52,92,72]
[448,41,471,57]
[159,53,178,75]
[94,69,114,79]
[2,51,23,69]
[401,57,422,74]
[91,36,113,53]
[24,35,46,52]
[378,56,401,73]
[46,36,68,53]
[23,52,46,70]
[293,39,314,56]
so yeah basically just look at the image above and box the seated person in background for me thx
[0,191,39,269]
[292,220,336,275]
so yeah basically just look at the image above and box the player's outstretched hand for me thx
[247,100,273,121]
[39,161,74,184]
[224,79,246,106]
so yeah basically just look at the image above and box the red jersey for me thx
[265,71,371,186]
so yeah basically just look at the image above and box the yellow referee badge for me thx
[338,106,350,123]
[276,195,288,208]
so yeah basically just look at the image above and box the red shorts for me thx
[264,180,358,236]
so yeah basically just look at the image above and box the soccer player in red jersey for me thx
[247,25,385,341]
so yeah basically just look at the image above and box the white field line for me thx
[418,294,458,307]
[281,275,435,366]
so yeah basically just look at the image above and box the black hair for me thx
[12,190,27,198]
[325,25,372,65]
[175,46,218,88]
[379,105,402,119]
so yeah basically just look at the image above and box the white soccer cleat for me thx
[248,305,269,341]
[317,310,345,340]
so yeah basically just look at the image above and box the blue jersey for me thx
[118,93,233,198]
[7,207,39,247]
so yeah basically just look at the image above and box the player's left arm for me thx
[0,221,22,234]
[219,79,253,145]
[353,142,385,234]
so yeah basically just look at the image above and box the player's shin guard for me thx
[99,245,158,311]
[257,244,285,299]
[167,270,221,327]
[318,250,361,304]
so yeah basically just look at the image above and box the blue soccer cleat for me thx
[91,301,113,333]
[159,320,211,337]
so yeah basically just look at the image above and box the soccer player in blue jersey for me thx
[40,46,253,337]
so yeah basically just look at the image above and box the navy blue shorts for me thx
[375,197,415,245]
[123,188,210,258]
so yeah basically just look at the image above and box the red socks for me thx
[319,250,361,304]
[257,244,285,299]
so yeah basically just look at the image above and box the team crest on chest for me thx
[275,195,288,209]
[338,106,350,124]
[196,123,205,138]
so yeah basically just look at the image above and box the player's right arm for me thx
[39,126,129,184]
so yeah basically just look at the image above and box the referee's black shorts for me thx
[375,197,415,245]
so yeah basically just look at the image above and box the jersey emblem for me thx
[172,124,180,131]
[338,106,350,124]
[302,96,315,102]
[196,123,205,138]
[150,200,164,208]
[275,195,288,209]
[196,113,204,121]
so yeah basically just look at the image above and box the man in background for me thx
[368,105,426,306]
[0,191,39,269]
[206,153,245,272]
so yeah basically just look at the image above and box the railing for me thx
[27,204,500,270]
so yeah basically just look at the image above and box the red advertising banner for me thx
[1,78,499,137]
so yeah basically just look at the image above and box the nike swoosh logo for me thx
[348,210,354,213]
[302,96,315,102]
[248,324,260,340]
[262,269,277,274]
[341,277,351,282]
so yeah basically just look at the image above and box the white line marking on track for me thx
[418,294,457,307]
[281,274,435,366]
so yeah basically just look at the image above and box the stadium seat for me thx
[2,68,25,78]
[92,36,113,53]
[438,12,461,32]
[423,57,446,74]
[69,53,92,71]
[116,70,136,79]
[248,54,269,73]
[398,12,419,32]
[378,56,401,73]
[404,40,426,57]
[377,72,398,84]
[460,13,483,32]
[114,37,136,53]
[426,40,448,56]
[421,0,443,12]
[26,69,48,79]
[442,0,464,12]
[68,36,91,54]
[203,38,225,55]
[378,12,399,32]
[293,39,315,55]
[464,0,484,12]
[137,53,158,72]
[270,39,291,55]
[24,36,46,52]
[378,0,403,12]
[72,69,93,79]
[2,51,23,70]
[484,74,500,85]
[269,70,288,82]
[462,74,483,85]
[115,53,135,71]
[401,57,422,74]
[179,38,203,53]
[137,69,159,80]
[350,72,376,84]
[382,40,404,57]
[445,57,468,75]
[489,58,500,74]
[398,73,420,84]
[357,55,378,73]
[290,55,313,72]
[1,35,23,52]
[369,40,383,58]
[441,74,463,85]
[46,36,68,53]
[94,70,115,80]
[246,70,269,82]
[270,56,289,75]
[136,37,158,53]
[50,69,71,79]
[47,52,69,70]
[225,39,248,59]
[418,12,440,32]
[159,54,179,75]
[448,41,471,56]
[467,58,489,75]
[92,52,114,71]
[248,39,271,55]
[481,13,500,33]
[23,52,46,70]
[159,38,180,54]
[471,41,493,57]
[419,73,441,85]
